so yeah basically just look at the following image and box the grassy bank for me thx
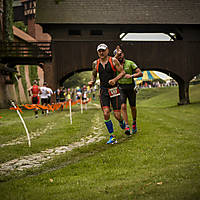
[0,85,200,200]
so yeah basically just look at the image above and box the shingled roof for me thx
[36,0,200,24]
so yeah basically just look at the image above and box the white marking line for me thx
[0,122,55,148]
[0,130,105,174]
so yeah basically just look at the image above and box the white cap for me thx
[97,43,108,51]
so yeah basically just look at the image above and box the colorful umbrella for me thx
[135,71,161,84]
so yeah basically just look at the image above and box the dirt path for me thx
[0,104,105,175]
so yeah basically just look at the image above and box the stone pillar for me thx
[178,80,190,105]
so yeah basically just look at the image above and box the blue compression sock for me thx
[104,119,114,135]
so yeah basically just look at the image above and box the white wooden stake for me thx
[80,97,83,114]
[11,101,31,147]
[69,99,72,124]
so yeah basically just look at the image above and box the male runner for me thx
[28,80,40,118]
[88,43,125,144]
[114,47,143,135]
[46,84,53,105]
[40,82,49,115]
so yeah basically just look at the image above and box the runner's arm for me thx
[88,61,97,87]
[27,87,32,96]
[125,64,143,79]
[131,67,143,78]
[108,58,125,86]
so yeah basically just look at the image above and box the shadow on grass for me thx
[139,100,200,110]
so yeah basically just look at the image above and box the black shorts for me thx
[41,98,48,105]
[119,84,136,107]
[47,97,51,104]
[60,98,65,102]
[32,96,39,104]
[100,88,121,111]
[56,99,59,103]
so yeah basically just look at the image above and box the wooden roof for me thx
[13,26,37,42]
[36,0,200,24]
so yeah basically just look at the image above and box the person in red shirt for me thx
[28,80,40,118]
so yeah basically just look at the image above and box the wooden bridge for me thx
[35,0,200,105]
[0,42,52,66]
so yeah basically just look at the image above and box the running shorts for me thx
[32,96,39,104]
[119,84,136,107]
[47,97,51,104]
[100,87,121,111]
[41,98,48,105]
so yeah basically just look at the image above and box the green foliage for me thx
[3,0,14,41]
[13,21,27,33]
[64,71,92,88]
[28,65,38,85]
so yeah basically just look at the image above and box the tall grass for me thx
[0,85,200,200]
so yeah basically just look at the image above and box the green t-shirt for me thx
[118,59,138,84]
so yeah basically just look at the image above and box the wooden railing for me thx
[0,42,52,59]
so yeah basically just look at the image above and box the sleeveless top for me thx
[32,85,39,97]
[96,57,116,89]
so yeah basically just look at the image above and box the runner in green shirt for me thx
[114,47,143,135]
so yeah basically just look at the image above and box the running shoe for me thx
[107,135,117,144]
[125,125,131,135]
[119,120,125,129]
[132,123,137,134]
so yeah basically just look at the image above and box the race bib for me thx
[108,87,120,98]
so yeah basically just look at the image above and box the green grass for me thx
[0,85,200,200]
